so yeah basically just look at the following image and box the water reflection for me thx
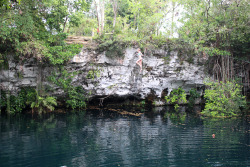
[0,108,249,167]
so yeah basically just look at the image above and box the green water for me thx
[0,108,249,167]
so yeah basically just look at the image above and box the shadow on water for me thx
[0,106,249,167]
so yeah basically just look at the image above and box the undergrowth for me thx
[94,34,196,64]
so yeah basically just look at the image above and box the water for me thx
[0,108,249,167]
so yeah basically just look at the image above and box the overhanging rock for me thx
[1,47,206,105]
[68,47,206,103]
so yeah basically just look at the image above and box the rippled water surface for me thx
[0,108,249,167]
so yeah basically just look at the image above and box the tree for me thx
[44,0,90,33]
[0,0,83,114]
[111,0,118,32]
[178,0,250,82]
[202,80,247,117]
[127,0,166,37]
[94,0,105,35]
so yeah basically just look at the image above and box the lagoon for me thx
[0,108,249,167]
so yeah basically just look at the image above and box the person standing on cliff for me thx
[136,48,143,72]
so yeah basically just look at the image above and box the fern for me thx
[27,90,57,114]
[42,96,57,111]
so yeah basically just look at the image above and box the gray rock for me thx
[1,47,206,104]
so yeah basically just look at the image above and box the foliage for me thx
[202,80,247,117]
[21,88,57,114]
[165,87,187,111]
[98,38,127,58]
[0,0,83,65]
[26,90,57,114]
[141,100,145,106]
[0,0,85,113]
[96,34,133,51]
[69,16,97,36]
[0,88,57,114]
[70,0,169,41]
[0,90,26,114]
[187,88,200,110]
[44,0,90,33]
[46,44,83,65]
[48,68,77,90]
[0,88,36,114]
[180,0,249,56]
[1,0,249,115]
[87,68,101,80]
[178,0,249,82]
[138,100,146,108]
[48,68,86,110]
[164,111,187,124]
[95,32,197,65]
[66,86,86,110]
[0,91,7,110]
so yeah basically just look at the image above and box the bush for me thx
[66,86,86,110]
[0,88,34,114]
[26,89,57,114]
[165,87,187,111]
[0,88,57,114]
[202,80,247,117]
[187,88,200,110]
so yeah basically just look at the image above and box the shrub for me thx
[1,88,34,114]
[1,91,27,114]
[0,88,57,114]
[165,87,187,111]
[66,86,86,110]
[26,89,57,114]
[187,88,200,110]
[202,80,247,117]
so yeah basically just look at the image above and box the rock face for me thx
[0,47,206,105]
[69,47,206,104]
[0,57,38,92]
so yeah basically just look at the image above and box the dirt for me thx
[65,36,98,49]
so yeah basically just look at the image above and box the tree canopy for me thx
[0,0,86,66]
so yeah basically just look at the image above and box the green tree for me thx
[127,0,166,38]
[178,0,250,82]
[202,80,247,117]
[0,0,84,114]
[44,0,90,33]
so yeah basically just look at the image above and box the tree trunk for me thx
[221,55,225,82]
[100,0,105,34]
[94,0,105,35]
[62,16,68,33]
[94,0,100,35]
[112,0,118,33]
[113,9,117,32]
[36,63,43,96]
[171,2,175,38]
[6,57,10,114]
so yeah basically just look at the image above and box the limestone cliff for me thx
[0,47,206,105]
[68,47,206,105]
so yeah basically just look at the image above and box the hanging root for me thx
[98,96,110,106]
